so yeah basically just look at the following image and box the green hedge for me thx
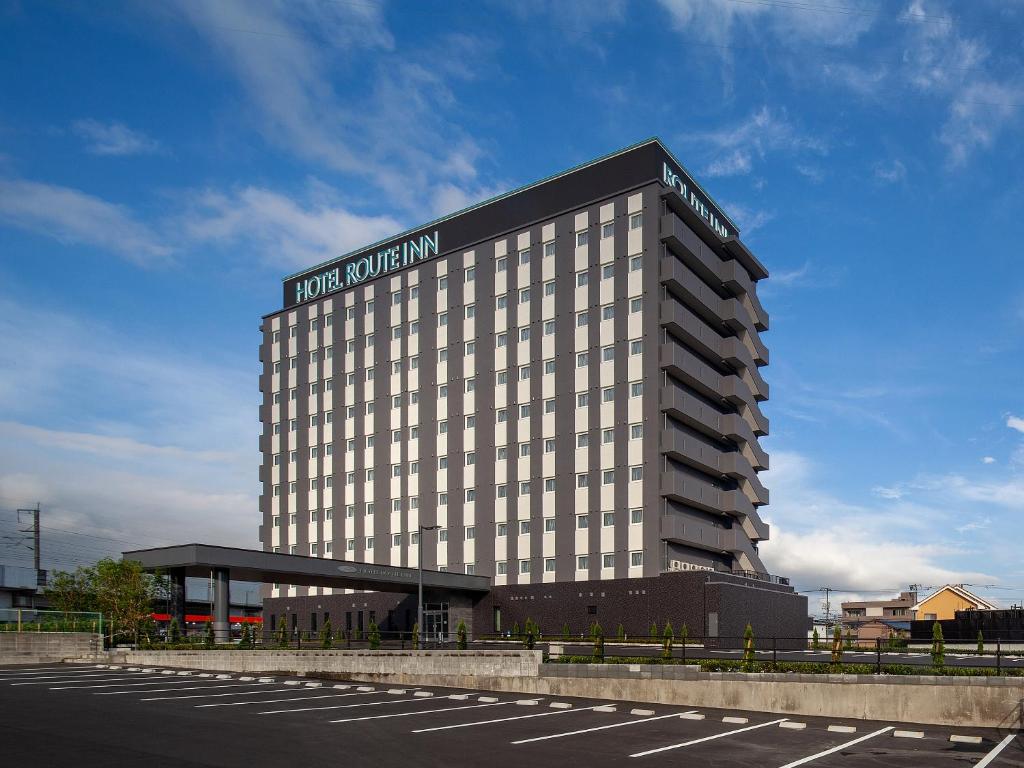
[549,655,1024,677]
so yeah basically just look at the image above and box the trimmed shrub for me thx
[811,628,820,651]
[512,621,521,640]
[616,623,625,641]
[523,618,537,650]
[168,618,181,644]
[831,625,843,665]
[679,623,689,649]
[663,621,674,640]
[931,622,945,668]
[649,622,658,640]
[368,621,381,650]
[276,621,288,647]
[977,630,984,654]
[204,620,214,649]
[456,619,467,650]
[561,622,571,641]
[320,619,333,650]
[742,624,755,671]
[592,623,604,662]
[411,622,420,650]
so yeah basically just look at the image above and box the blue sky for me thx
[1,0,1022,613]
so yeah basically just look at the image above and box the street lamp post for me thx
[417,524,441,647]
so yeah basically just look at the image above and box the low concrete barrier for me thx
[0,632,101,664]
[88,649,1024,728]
[102,649,543,681]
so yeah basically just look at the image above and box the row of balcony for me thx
[660,385,768,470]
[658,203,770,333]
[661,342,769,436]
[660,428,769,506]
[661,298,768,400]
[660,252,768,365]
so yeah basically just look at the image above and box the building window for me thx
[439,528,448,542]
[465,564,476,575]
[631,551,644,567]
[576,352,589,367]
[577,393,589,408]
[496,332,508,348]
[602,553,614,569]
[496,256,508,273]
[365,537,374,550]
[465,340,476,355]
[519,327,530,342]
[544,518,556,533]
[630,255,642,271]
[544,280,555,297]
[496,294,508,310]
[439,456,448,470]
[519,404,530,418]
[311,543,319,556]
[544,320,555,335]
[630,466,644,481]
[544,478,556,492]
[630,212,643,229]
[545,558,556,572]
[392,326,402,340]
[518,248,530,265]
[630,423,644,439]
[519,559,530,574]
[392,533,402,547]
[466,452,475,466]
[601,221,614,239]
[466,489,476,502]
[576,515,588,529]
[497,561,508,575]
[466,415,476,429]
[544,359,555,374]
[603,512,614,527]
[466,303,475,319]
[519,443,530,457]
[497,408,508,423]
[391,290,403,305]
[544,398,555,414]
[602,263,614,280]
[576,311,589,327]
[438,312,448,327]
[601,304,614,321]
[438,384,448,398]
[366,502,375,515]
[465,266,475,282]
[438,492,448,506]
[438,348,448,363]
[466,378,475,392]
[497,484,507,498]
[577,555,589,570]
[576,474,589,489]
[465,526,475,540]
[346,306,355,320]
[438,275,448,291]
[603,469,614,484]
[577,432,589,448]
[576,231,588,247]
[497,522,508,537]
[497,446,508,460]
[630,340,643,355]
[630,297,642,313]
[630,382,644,397]
[519,365,530,381]
[602,387,614,403]
[544,438,556,453]
[439,420,448,434]
[576,271,589,287]
[519,481,531,494]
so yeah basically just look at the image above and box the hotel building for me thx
[258,139,806,640]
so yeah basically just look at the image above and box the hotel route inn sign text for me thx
[290,230,439,306]
[662,162,731,239]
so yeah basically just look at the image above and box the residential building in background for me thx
[840,591,917,643]
[256,138,806,640]
[912,584,997,622]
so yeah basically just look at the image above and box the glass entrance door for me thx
[422,602,449,644]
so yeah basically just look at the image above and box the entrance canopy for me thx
[122,543,491,594]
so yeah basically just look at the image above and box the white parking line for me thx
[330,700,513,724]
[776,727,895,768]
[975,732,1019,768]
[511,711,696,745]
[12,675,166,686]
[412,705,603,733]
[0,665,100,674]
[629,718,789,757]
[99,683,275,696]
[257,694,449,715]
[141,688,302,701]
[196,690,389,708]
[50,679,272,691]
[0,667,108,677]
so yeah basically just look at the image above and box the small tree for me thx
[320,618,333,650]
[812,628,820,651]
[663,620,674,640]
[512,621,521,639]
[931,621,945,668]
[411,622,420,650]
[368,621,381,650]
[561,622,570,641]
[831,625,843,666]
[456,619,468,650]
[523,618,537,650]
[844,628,855,650]
[275,620,288,647]
[616,623,625,641]
[679,623,689,651]
[742,623,755,671]
[977,630,984,654]
[204,620,215,649]
[592,623,604,662]
[649,622,658,640]
[168,617,181,644]
[238,623,251,649]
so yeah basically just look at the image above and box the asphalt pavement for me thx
[1,662,1020,768]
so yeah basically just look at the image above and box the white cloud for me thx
[718,201,774,235]
[71,119,162,156]
[687,107,827,179]
[872,485,904,500]
[657,0,877,47]
[0,293,256,565]
[758,450,998,590]
[0,178,172,266]
[981,456,996,464]
[180,181,403,271]
[873,159,907,184]
[1008,415,1024,433]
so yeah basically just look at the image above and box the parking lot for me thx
[1,662,1020,767]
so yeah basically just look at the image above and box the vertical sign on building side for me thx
[661,161,732,239]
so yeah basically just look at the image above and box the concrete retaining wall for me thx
[0,632,101,664]
[104,649,542,680]
[91,649,1024,728]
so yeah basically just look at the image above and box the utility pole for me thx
[819,586,833,626]
[16,504,41,586]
